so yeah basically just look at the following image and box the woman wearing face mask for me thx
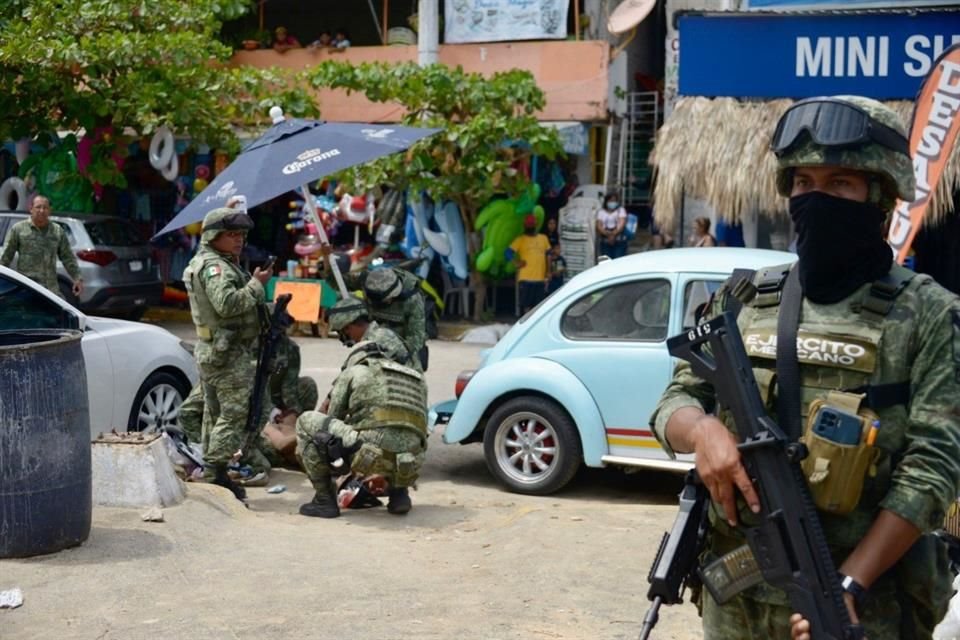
[650,95,960,640]
[596,193,627,259]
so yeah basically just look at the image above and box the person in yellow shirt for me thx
[508,215,551,314]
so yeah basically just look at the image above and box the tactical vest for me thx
[346,355,428,439]
[183,248,261,342]
[719,262,931,552]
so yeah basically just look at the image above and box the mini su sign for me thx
[888,43,960,264]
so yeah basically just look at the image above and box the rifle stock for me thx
[659,312,862,640]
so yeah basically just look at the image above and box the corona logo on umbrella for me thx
[282,148,342,175]
[202,179,238,205]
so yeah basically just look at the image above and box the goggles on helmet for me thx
[771,98,909,158]
[204,213,254,232]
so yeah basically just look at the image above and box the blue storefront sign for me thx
[746,0,957,9]
[679,11,960,98]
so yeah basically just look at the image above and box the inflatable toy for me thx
[474,184,543,278]
[0,177,27,211]
[149,126,174,170]
[185,222,203,236]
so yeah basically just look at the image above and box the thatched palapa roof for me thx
[651,97,960,228]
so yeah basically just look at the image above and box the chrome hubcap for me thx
[495,411,559,485]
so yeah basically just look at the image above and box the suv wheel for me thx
[128,371,189,432]
[483,396,582,495]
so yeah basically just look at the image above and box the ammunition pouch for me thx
[350,442,385,477]
[394,451,419,487]
[800,391,881,515]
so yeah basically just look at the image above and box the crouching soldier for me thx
[295,339,428,518]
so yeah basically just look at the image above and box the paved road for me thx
[2,327,702,640]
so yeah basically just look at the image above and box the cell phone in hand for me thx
[263,255,277,272]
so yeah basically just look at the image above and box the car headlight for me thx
[179,340,195,356]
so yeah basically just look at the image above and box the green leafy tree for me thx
[307,60,563,238]
[0,0,318,188]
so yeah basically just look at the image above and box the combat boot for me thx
[212,465,246,502]
[387,487,412,515]
[299,479,340,518]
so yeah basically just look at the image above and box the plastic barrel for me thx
[0,329,91,558]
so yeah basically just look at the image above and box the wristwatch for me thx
[839,574,868,607]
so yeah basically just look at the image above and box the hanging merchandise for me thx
[474,183,543,278]
[18,140,94,213]
[148,126,179,182]
[0,177,27,211]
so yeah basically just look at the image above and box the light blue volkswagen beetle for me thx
[430,248,797,495]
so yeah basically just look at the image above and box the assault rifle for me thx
[246,293,294,439]
[640,312,863,640]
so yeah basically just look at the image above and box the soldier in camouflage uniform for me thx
[362,268,427,371]
[1,195,83,298]
[295,335,428,518]
[177,334,318,470]
[650,96,960,640]
[327,295,414,367]
[183,207,271,501]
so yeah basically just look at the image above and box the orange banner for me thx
[888,43,960,264]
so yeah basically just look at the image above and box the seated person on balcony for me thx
[308,31,333,50]
[332,28,351,49]
[272,26,301,53]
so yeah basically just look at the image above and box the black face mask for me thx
[789,191,892,304]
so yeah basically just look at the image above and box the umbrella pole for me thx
[300,184,349,298]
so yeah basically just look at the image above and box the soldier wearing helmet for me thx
[182,207,272,502]
[327,295,413,367]
[361,267,428,372]
[650,96,960,639]
[295,317,428,518]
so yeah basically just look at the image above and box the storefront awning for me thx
[651,97,960,228]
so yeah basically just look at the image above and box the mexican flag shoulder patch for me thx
[206,265,222,277]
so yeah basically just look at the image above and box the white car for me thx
[0,265,198,438]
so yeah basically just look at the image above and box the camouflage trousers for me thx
[295,411,425,491]
[180,381,276,473]
[198,351,256,470]
[701,532,951,640]
[290,376,319,414]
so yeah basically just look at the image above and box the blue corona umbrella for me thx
[155,107,439,295]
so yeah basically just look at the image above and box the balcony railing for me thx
[230,40,609,123]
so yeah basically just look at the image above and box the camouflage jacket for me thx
[0,219,81,293]
[650,262,960,613]
[338,268,427,358]
[364,321,415,370]
[184,246,265,362]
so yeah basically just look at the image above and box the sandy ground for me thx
[1,331,703,640]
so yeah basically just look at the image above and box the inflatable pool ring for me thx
[0,177,28,211]
[161,153,179,182]
[435,200,469,280]
[149,126,175,170]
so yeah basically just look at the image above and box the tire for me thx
[482,396,582,495]
[128,370,190,433]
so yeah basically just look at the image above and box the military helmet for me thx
[200,207,254,244]
[772,96,915,210]
[328,296,369,333]
[364,268,402,305]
